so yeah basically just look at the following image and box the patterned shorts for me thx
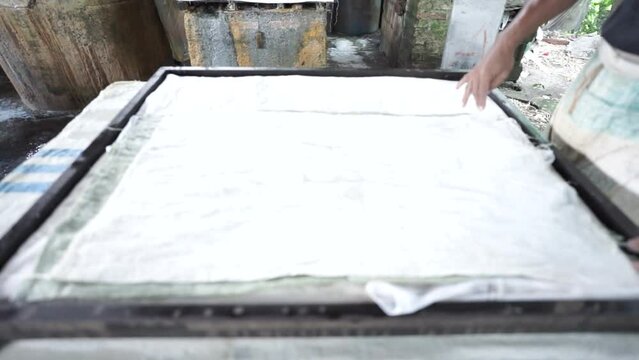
[550,41,639,224]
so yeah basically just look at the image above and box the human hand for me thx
[457,41,516,110]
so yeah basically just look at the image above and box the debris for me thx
[511,99,551,129]
[500,33,592,132]
[543,38,570,46]
[567,35,601,59]
[501,81,522,92]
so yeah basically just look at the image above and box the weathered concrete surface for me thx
[154,0,189,62]
[185,7,327,68]
[380,0,406,66]
[441,0,506,70]
[0,0,33,7]
[381,0,452,68]
[332,0,382,36]
[0,0,172,111]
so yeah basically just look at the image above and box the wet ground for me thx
[498,33,597,131]
[328,32,388,69]
[0,71,75,179]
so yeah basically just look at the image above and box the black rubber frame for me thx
[0,67,637,341]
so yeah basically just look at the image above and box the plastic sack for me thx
[543,0,591,32]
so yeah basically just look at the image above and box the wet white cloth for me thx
[0,81,144,242]
[39,76,637,297]
[367,278,639,316]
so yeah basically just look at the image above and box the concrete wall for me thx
[0,0,171,111]
[381,0,453,69]
[154,0,189,62]
[185,6,327,68]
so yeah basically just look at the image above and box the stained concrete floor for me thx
[0,71,75,179]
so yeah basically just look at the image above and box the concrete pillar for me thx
[154,0,189,62]
[184,4,327,68]
[381,0,453,68]
[0,0,172,111]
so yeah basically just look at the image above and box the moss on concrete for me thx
[380,0,453,68]
[409,0,452,68]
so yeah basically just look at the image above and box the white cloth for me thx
[367,278,639,316]
[38,76,637,297]
[0,82,145,298]
[0,82,144,237]
[600,40,639,79]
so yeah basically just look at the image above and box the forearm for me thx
[457,0,579,108]
[499,0,578,51]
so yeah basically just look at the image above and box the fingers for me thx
[457,74,469,90]
[462,83,471,107]
[459,73,471,107]
[460,70,494,110]
[475,74,490,110]
[461,74,474,107]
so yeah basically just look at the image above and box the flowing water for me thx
[0,72,74,179]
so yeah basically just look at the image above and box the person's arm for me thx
[458,0,578,109]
